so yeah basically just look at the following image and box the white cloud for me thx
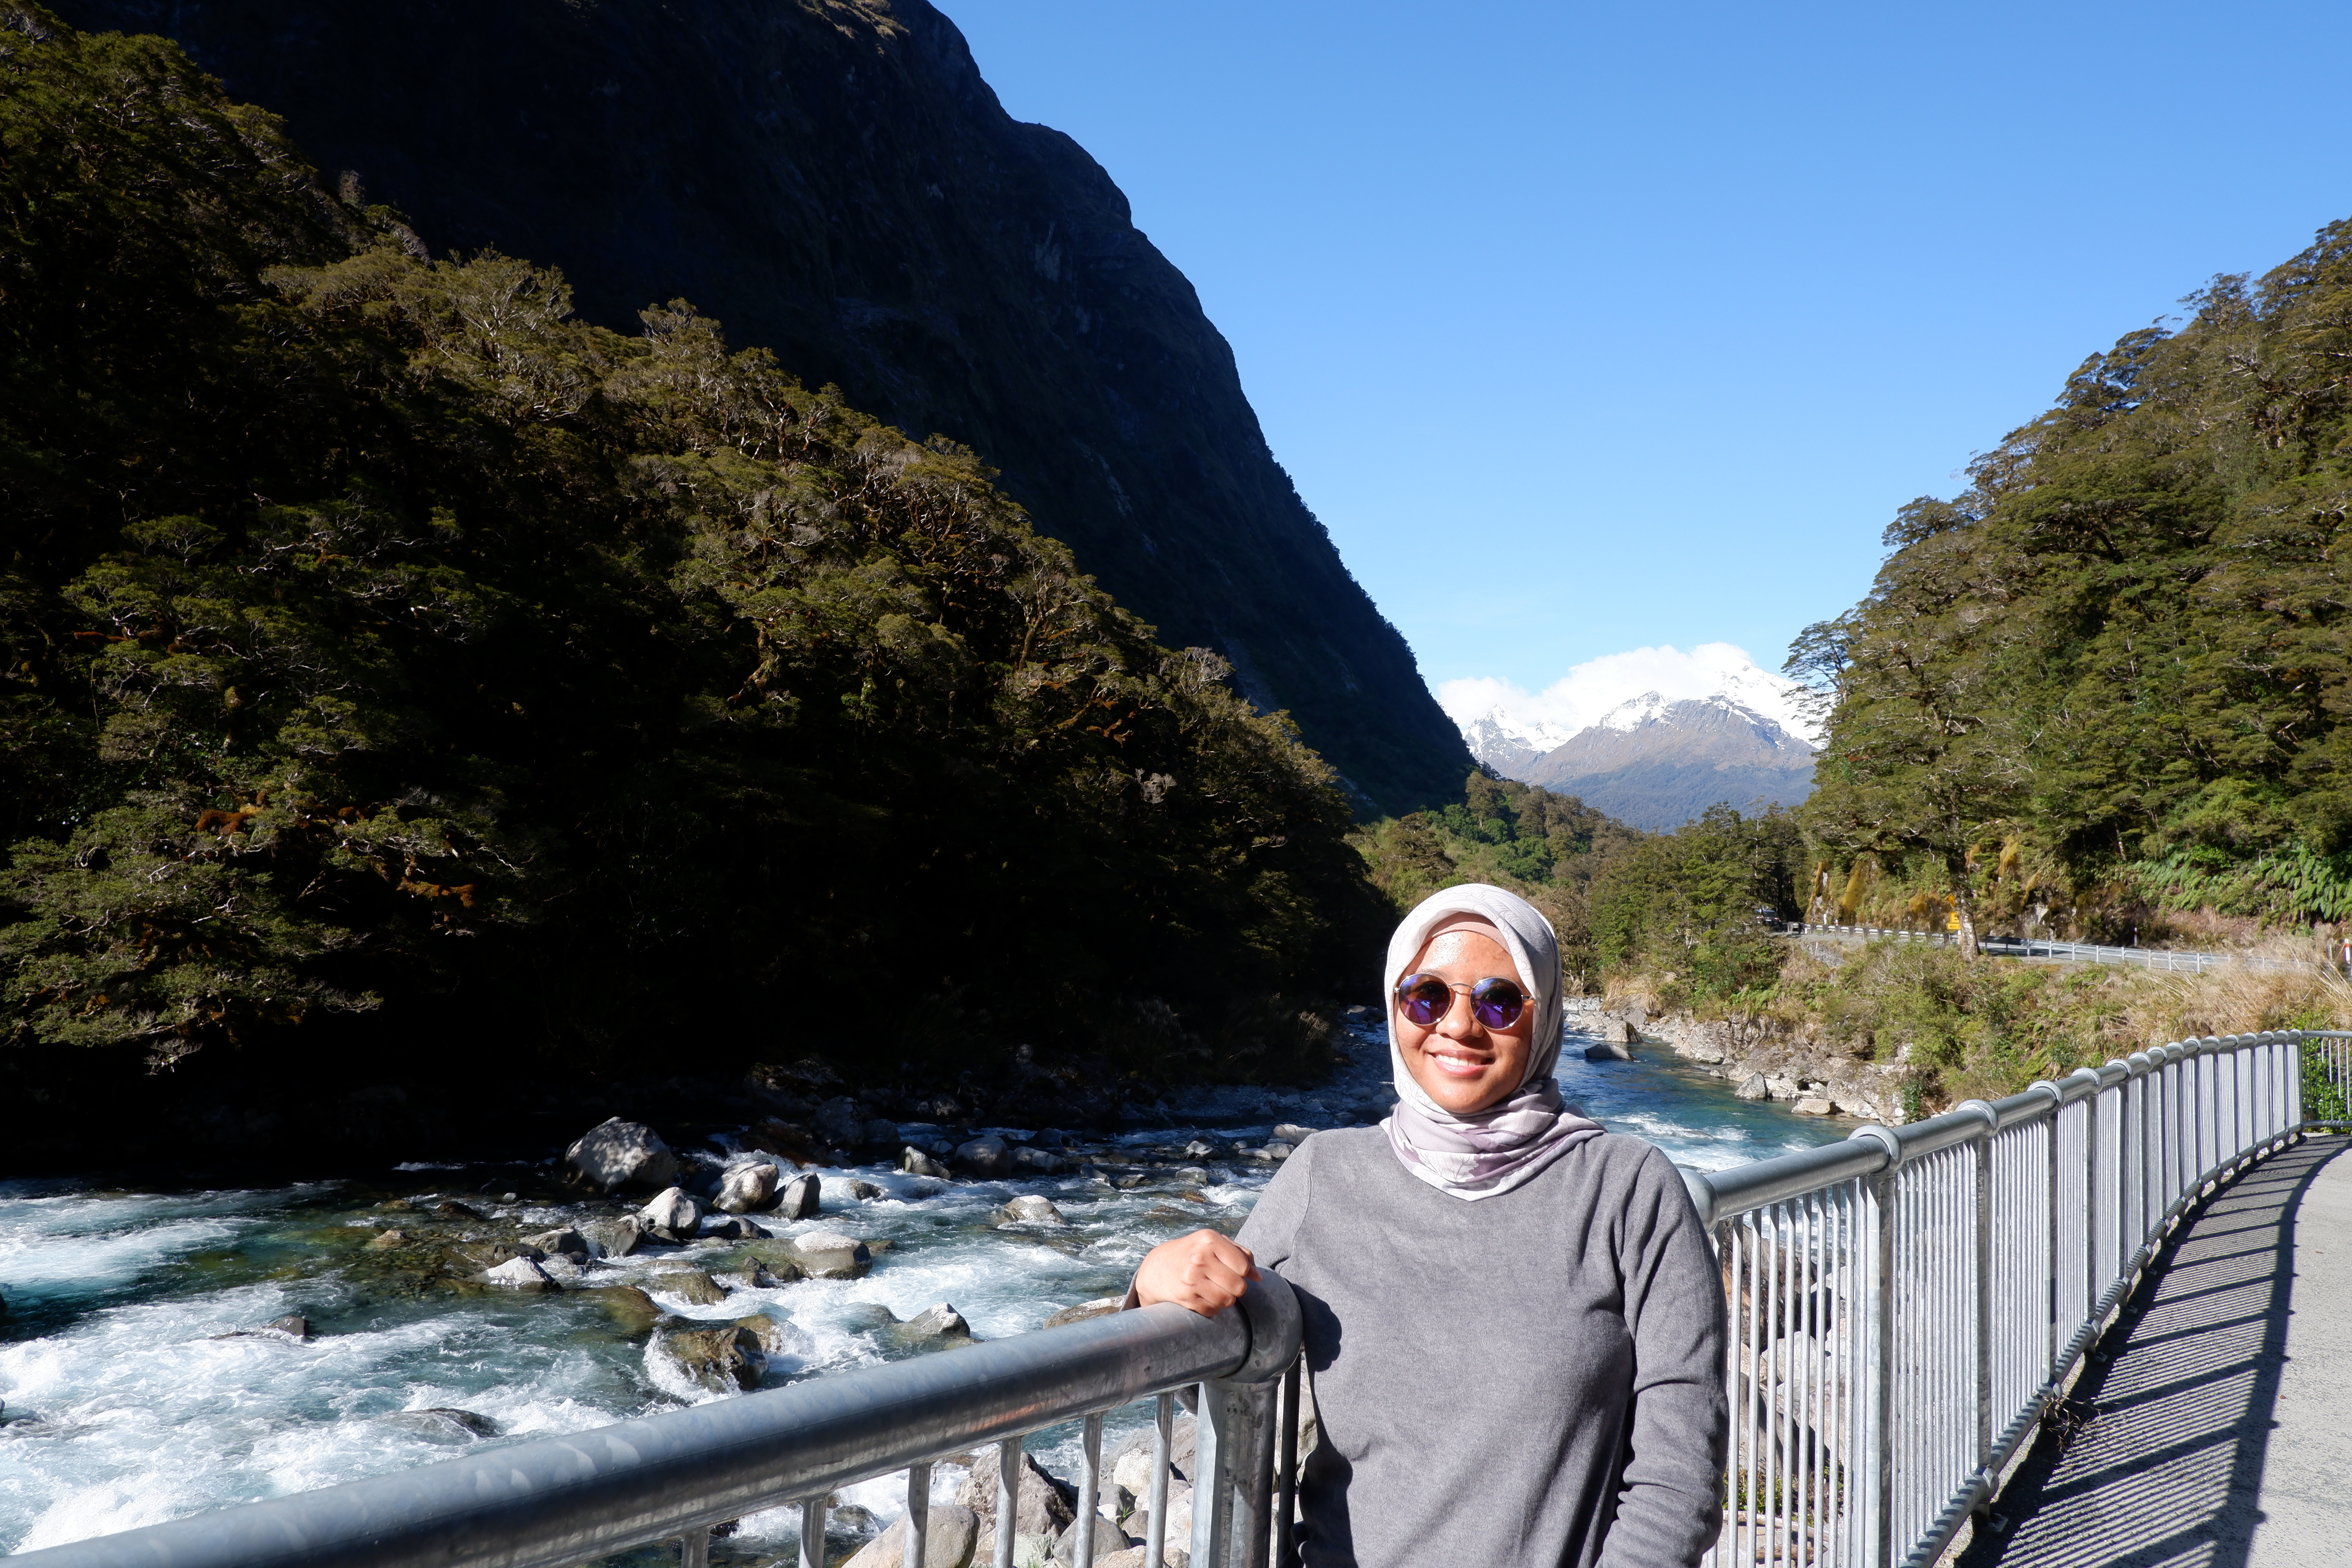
[1436,642,1819,745]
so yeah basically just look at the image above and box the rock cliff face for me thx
[53,0,1467,809]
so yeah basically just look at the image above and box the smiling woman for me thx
[1132,883,1729,1568]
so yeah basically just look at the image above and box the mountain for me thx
[1516,694,1816,830]
[47,0,1469,811]
[1459,708,1578,777]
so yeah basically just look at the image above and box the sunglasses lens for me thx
[1396,975,1451,1026]
[1472,977,1527,1028]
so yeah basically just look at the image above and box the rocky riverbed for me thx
[0,1013,1849,1564]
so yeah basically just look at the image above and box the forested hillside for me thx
[0,8,1387,1146]
[1795,220,2352,950]
[46,0,1473,811]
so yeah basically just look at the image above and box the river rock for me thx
[485,1256,557,1291]
[1734,1074,1770,1100]
[1110,1417,1196,1490]
[1253,1141,1294,1162]
[791,1229,872,1279]
[261,1314,312,1341]
[365,1229,407,1249]
[651,1269,728,1305]
[839,1503,981,1568]
[579,1215,645,1258]
[732,1313,816,1359]
[812,1096,867,1148]
[995,1195,1065,1226]
[665,1325,766,1392]
[1011,1146,1065,1176]
[862,1118,902,1149]
[1270,1123,1319,1144]
[587,1284,661,1335]
[522,1226,589,1261]
[958,1446,1076,1539]
[1044,1297,1123,1328]
[1597,1016,1637,1045]
[715,1161,780,1214]
[1792,1096,1835,1116]
[900,1303,971,1341]
[434,1200,485,1221]
[1583,1039,1634,1062]
[565,1118,681,1193]
[703,1215,769,1240]
[902,1147,951,1179]
[386,1407,499,1443]
[777,1174,822,1220]
[1054,1515,1134,1563]
[956,1136,1013,1178]
[637,1187,702,1242]
[1096,1549,1187,1568]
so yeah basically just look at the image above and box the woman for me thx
[1134,884,1726,1568]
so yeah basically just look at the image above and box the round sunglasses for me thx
[1393,973,1529,1030]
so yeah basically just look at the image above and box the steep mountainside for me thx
[1520,695,1815,829]
[49,0,1467,809]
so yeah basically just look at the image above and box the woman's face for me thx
[1393,927,1536,1116]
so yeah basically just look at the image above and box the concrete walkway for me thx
[1962,1134,2352,1568]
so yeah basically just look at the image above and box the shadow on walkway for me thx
[1960,1135,2348,1568]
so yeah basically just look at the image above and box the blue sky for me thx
[945,0,2352,720]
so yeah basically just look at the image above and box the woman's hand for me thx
[1135,1229,1259,1317]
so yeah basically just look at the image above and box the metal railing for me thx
[1684,1028,2351,1568]
[10,1273,1303,1568]
[16,1033,2350,1568]
[1784,921,2311,976]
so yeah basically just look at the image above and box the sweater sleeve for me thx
[1597,1146,1729,1568]
[1122,1133,1318,1310]
[1233,1132,1315,1274]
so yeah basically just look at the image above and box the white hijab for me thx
[1381,884,1600,1200]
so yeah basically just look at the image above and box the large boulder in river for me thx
[637,1187,702,1243]
[565,1118,680,1193]
[665,1325,766,1393]
[1583,1039,1633,1062]
[579,1216,645,1258]
[840,1503,981,1568]
[485,1256,557,1291]
[958,1445,1076,1540]
[955,1135,1013,1178]
[995,1195,1065,1226]
[714,1161,779,1214]
[790,1229,872,1279]
[776,1174,822,1220]
[901,1147,951,1179]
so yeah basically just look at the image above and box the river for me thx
[0,1017,1852,1561]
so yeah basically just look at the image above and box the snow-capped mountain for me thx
[1517,694,1816,829]
[1459,707,1579,778]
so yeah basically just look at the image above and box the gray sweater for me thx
[1236,1127,1726,1568]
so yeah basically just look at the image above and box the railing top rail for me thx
[1688,1028,2315,1223]
[9,1279,1301,1568]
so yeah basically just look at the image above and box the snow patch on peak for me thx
[1599,691,1671,733]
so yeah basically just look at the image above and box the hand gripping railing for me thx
[1681,1028,2351,1568]
[9,1273,1304,1568]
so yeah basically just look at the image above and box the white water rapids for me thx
[0,1019,1850,1562]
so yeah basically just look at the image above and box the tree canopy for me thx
[0,5,1385,1111]
[1795,218,2352,939]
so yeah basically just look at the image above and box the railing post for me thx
[1967,1106,1994,1499]
[1190,1275,1303,1568]
[1848,1126,1902,1568]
